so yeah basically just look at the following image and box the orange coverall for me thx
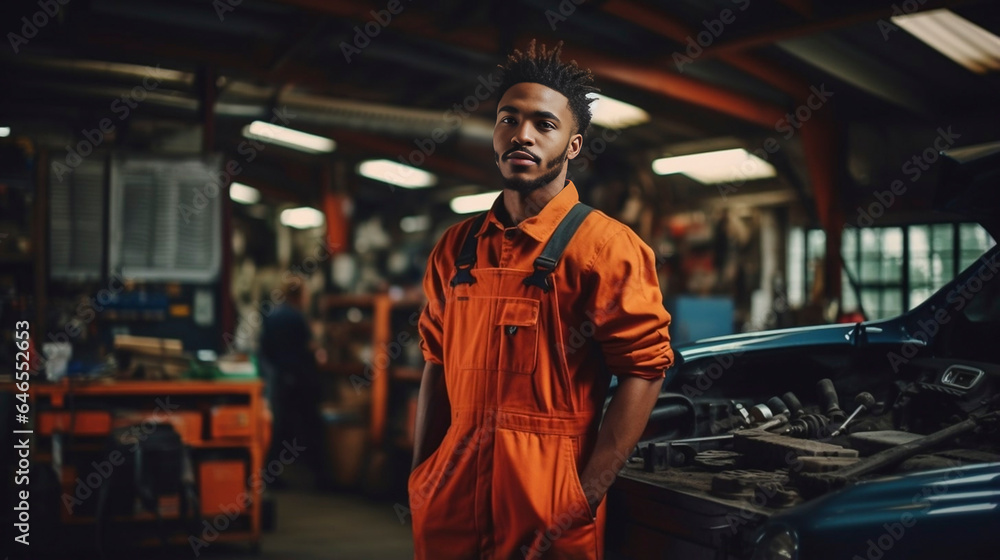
[412,181,673,559]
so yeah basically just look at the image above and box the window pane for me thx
[960,223,996,269]
[881,290,903,319]
[841,228,859,313]
[787,228,805,307]
[909,226,930,287]
[880,228,904,283]
[861,288,880,319]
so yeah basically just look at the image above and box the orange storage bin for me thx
[210,405,252,438]
[198,460,248,516]
[38,411,111,436]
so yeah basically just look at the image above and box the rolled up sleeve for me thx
[418,243,446,366]
[587,228,673,380]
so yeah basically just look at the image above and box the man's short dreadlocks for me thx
[496,40,599,137]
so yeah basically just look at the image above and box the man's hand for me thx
[578,375,662,514]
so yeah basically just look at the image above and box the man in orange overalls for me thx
[410,40,674,560]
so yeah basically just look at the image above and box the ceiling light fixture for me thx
[242,121,336,153]
[892,9,1000,74]
[652,148,777,184]
[280,207,325,229]
[229,182,261,205]
[450,191,501,214]
[357,159,437,189]
[587,93,650,129]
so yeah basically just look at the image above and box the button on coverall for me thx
[413,182,673,559]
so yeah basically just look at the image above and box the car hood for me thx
[765,463,1000,557]
[673,320,915,364]
[937,141,1000,238]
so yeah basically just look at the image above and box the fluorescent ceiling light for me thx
[229,182,261,205]
[400,215,431,233]
[242,121,336,153]
[357,159,437,189]
[450,191,501,214]
[892,9,1000,74]
[0,127,10,137]
[652,148,777,184]
[587,93,649,129]
[280,207,325,229]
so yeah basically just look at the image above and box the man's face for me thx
[493,82,583,195]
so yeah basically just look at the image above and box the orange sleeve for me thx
[586,227,674,380]
[418,239,447,366]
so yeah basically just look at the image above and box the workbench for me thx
[4,378,267,554]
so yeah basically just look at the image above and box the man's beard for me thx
[496,142,569,195]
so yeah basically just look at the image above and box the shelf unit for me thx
[320,292,424,449]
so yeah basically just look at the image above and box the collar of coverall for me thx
[479,180,579,243]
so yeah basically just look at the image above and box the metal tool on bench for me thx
[829,392,876,437]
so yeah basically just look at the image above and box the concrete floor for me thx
[206,488,415,560]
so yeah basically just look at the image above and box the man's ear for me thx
[566,133,584,160]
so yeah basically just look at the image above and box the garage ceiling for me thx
[1,0,998,220]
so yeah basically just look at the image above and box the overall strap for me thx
[523,203,593,292]
[450,212,488,287]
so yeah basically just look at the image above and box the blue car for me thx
[607,144,1000,560]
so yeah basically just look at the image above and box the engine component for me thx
[783,413,830,439]
[782,392,804,419]
[766,396,790,416]
[643,442,698,471]
[847,430,923,456]
[750,403,773,423]
[711,469,789,499]
[796,411,1000,498]
[796,456,861,473]
[817,378,847,423]
[733,401,752,427]
[693,449,740,471]
[830,392,876,437]
[733,430,858,470]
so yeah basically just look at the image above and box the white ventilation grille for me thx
[109,155,221,282]
[50,157,106,280]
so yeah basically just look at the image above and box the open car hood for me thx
[936,141,1000,239]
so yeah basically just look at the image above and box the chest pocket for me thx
[495,298,539,375]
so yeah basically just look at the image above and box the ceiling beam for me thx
[704,0,967,58]
[260,0,789,129]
